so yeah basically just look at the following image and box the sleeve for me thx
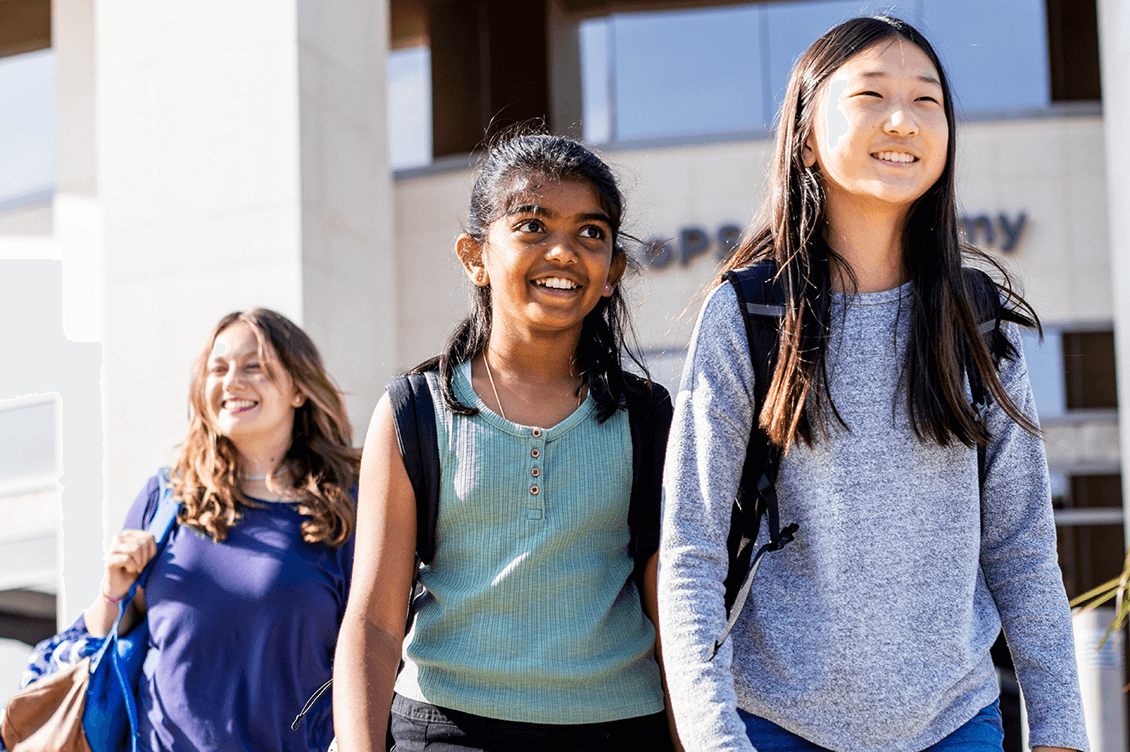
[979,321,1090,751]
[658,284,760,752]
[18,616,95,690]
[122,474,163,531]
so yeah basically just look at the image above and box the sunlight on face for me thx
[806,39,948,217]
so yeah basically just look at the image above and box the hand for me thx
[102,529,158,600]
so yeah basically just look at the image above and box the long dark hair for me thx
[176,309,359,545]
[413,129,644,423]
[720,15,1039,450]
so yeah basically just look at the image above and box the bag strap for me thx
[387,373,441,565]
[712,262,799,659]
[101,469,180,752]
[960,268,1006,483]
[294,375,440,732]
[624,373,674,586]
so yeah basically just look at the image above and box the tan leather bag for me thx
[1,656,95,752]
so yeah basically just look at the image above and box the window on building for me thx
[0,48,55,210]
[392,0,1101,163]
[1062,330,1118,410]
[579,0,1060,145]
[1022,328,1067,419]
[389,46,432,171]
[1022,326,1117,418]
[0,399,56,484]
[1054,473,1124,599]
[1045,0,1102,101]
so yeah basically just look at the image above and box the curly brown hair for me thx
[172,309,359,546]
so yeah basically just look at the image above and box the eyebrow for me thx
[860,70,942,87]
[508,204,613,226]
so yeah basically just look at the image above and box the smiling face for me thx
[204,321,305,454]
[459,178,626,339]
[803,39,948,220]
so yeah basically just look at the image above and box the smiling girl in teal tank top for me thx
[333,132,678,751]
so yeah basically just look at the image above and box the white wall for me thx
[93,0,396,549]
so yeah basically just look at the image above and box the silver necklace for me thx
[482,352,584,424]
[241,468,281,481]
[483,352,509,422]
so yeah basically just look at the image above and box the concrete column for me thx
[297,0,398,437]
[93,0,395,551]
[52,0,104,625]
[1097,0,1130,544]
[1095,2,1130,746]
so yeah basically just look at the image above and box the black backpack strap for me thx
[712,261,799,659]
[295,376,440,732]
[961,268,1006,483]
[387,373,441,565]
[624,373,674,587]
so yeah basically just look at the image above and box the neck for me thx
[473,322,587,427]
[486,321,583,385]
[822,194,910,293]
[232,433,292,479]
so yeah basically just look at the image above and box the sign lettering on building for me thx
[640,213,1028,269]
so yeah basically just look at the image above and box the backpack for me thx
[386,369,674,586]
[712,260,1007,657]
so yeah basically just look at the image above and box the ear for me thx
[603,253,628,297]
[291,391,307,408]
[802,135,817,168]
[456,234,489,287]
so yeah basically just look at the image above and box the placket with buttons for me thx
[527,427,546,521]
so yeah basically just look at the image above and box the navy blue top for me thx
[124,475,353,752]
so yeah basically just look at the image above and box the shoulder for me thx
[701,280,743,324]
[122,473,164,530]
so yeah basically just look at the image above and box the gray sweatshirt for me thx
[658,281,1089,752]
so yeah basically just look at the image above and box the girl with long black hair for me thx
[658,16,1087,752]
[334,131,677,751]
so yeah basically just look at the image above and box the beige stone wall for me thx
[94,0,395,557]
[391,114,1111,373]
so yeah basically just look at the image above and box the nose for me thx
[544,235,579,264]
[222,367,245,391]
[884,103,919,137]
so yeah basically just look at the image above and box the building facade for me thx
[1,0,1129,744]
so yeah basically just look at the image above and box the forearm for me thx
[83,593,119,638]
[640,554,684,752]
[332,614,404,752]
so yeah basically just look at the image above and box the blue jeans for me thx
[738,699,1004,751]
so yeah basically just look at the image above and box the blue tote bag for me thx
[1,472,179,752]
[85,472,179,752]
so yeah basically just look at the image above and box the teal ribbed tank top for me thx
[393,362,664,723]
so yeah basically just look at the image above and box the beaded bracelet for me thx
[100,583,124,604]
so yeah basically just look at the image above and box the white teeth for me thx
[536,277,578,290]
[875,151,915,163]
[224,399,255,410]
